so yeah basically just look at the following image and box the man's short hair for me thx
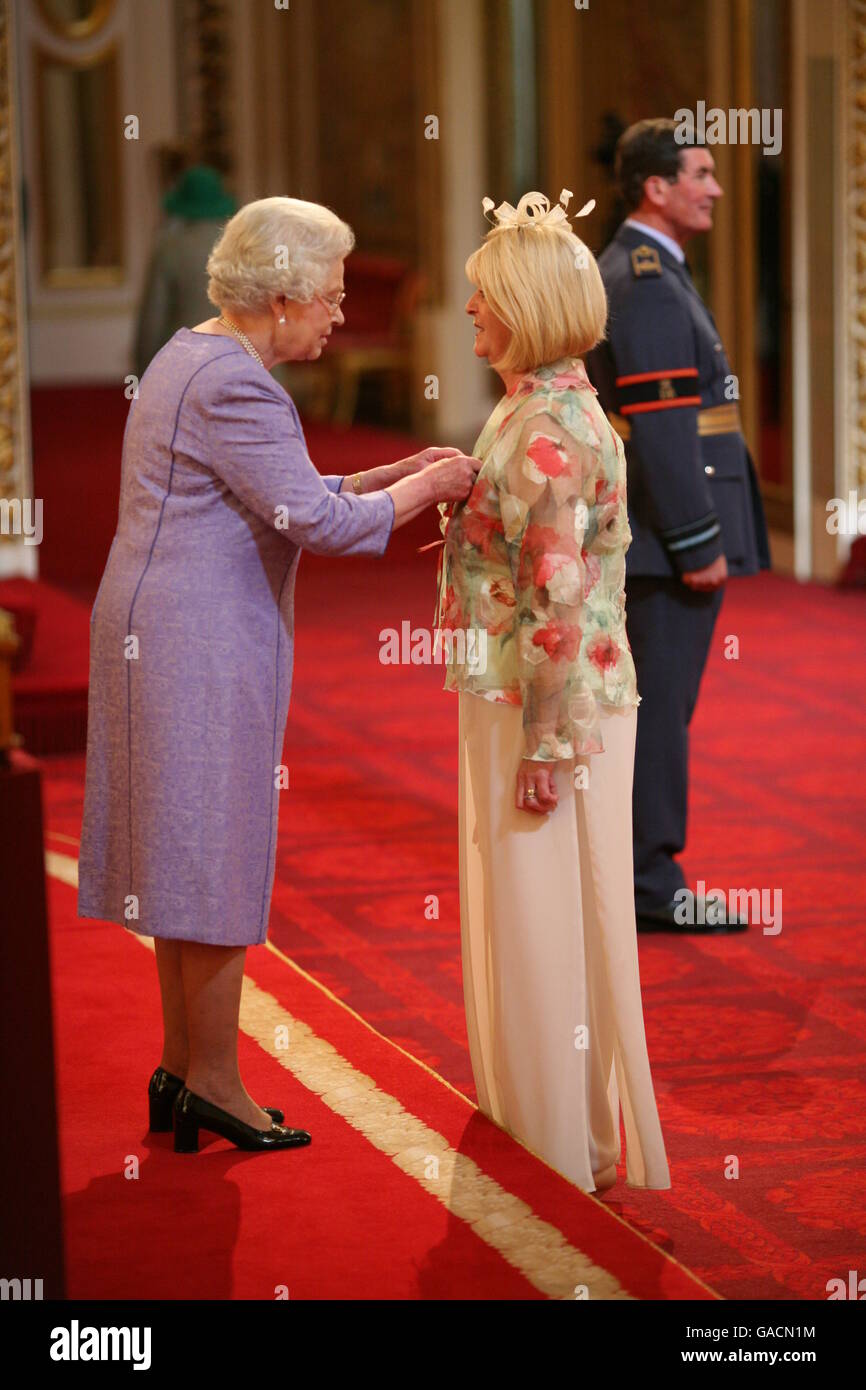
[615,118,702,213]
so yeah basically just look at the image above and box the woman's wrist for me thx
[382,460,406,487]
[389,453,422,483]
[343,462,402,494]
[415,466,437,507]
[384,466,436,523]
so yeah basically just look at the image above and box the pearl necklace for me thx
[218,315,264,367]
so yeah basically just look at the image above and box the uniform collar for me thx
[614,223,717,330]
[623,218,685,264]
[614,221,690,277]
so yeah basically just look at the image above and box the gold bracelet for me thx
[351,472,363,495]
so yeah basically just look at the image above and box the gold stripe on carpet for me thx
[46,849,718,1300]
[237,975,632,1300]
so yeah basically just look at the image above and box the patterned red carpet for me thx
[279,553,866,1300]
[30,389,866,1297]
[48,871,708,1300]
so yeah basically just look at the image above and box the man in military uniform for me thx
[586,118,769,934]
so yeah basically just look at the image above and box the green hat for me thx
[163,165,237,221]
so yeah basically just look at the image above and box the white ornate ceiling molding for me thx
[0,0,36,579]
[849,0,866,490]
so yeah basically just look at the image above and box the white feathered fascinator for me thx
[481,188,595,229]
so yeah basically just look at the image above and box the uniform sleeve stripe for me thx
[667,524,722,552]
[662,512,720,540]
[615,368,699,386]
[620,397,702,416]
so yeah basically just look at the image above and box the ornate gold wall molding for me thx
[0,0,34,570]
[848,0,866,490]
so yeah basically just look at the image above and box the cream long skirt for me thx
[458,692,671,1193]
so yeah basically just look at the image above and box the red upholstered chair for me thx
[316,252,422,428]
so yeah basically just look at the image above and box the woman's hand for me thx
[349,448,469,497]
[422,452,482,503]
[395,446,465,477]
[385,452,481,529]
[516,758,559,815]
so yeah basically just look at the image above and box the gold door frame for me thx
[0,0,34,577]
[845,0,866,498]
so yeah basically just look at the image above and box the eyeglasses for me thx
[316,289,346,316]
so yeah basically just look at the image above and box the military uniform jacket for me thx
[586,223,770,579]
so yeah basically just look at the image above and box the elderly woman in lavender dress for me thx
[78,196,479,1154]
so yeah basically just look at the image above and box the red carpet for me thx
[39,562,866,1300]
[46,871,706,1300]
[27,387,866,1299]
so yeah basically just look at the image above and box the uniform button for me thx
[705,464,716,475]
[714,343,722,352]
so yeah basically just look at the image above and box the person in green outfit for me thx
[133,165,237,379]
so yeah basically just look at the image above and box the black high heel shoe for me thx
[173,1086,312,1154]
[148,1067,285,1133]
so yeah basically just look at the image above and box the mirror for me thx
[36,46,123,285]
[35,0,116,41]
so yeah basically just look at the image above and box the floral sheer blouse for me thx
[434,355,639,762]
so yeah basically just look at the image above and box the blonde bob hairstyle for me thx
[207,195,354,313]
[465,202,608,375]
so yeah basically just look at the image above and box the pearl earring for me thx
[279,315,286,324]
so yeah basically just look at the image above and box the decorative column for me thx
[422,0,493,446]
[0,0,35,580]
[176,0,235,176]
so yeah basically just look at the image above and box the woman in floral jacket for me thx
[435,191,670,1195]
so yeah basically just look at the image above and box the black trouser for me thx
[624,576,724,912]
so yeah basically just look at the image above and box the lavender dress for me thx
[78,328,394,946]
